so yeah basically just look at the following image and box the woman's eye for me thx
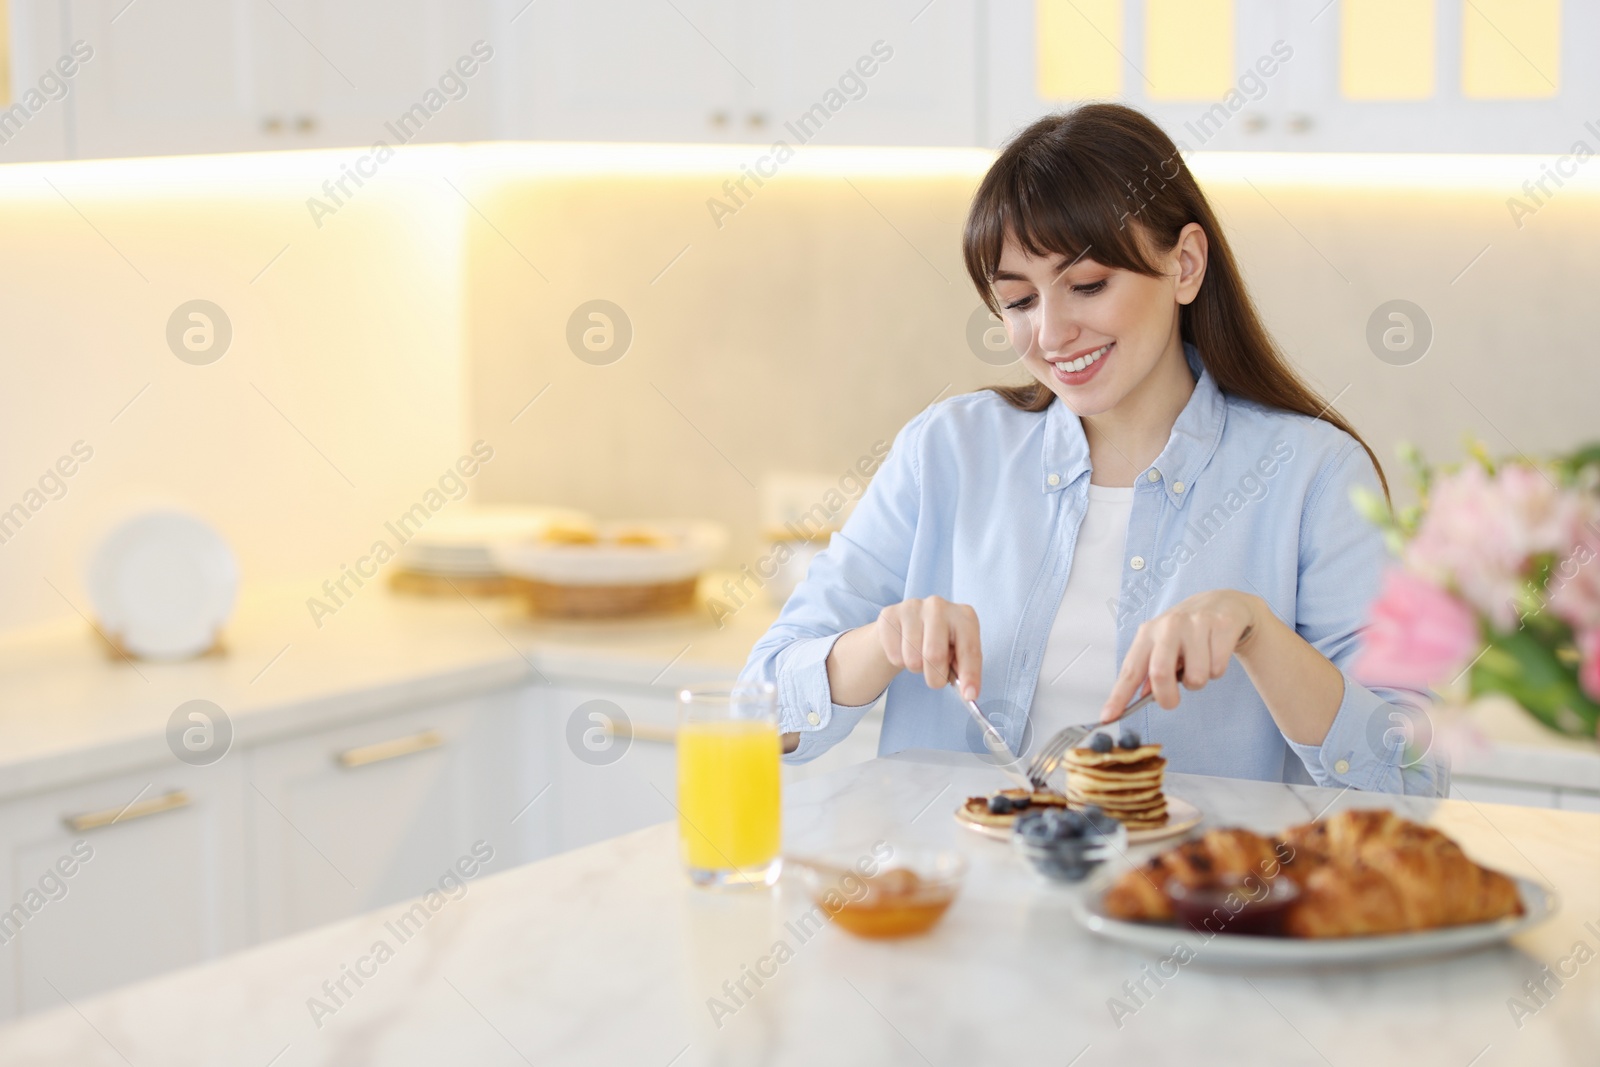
[1072,280,1108,295]
[1002,295,1035,311]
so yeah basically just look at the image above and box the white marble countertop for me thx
[0,576,780,800]
[1,751,1594,1066]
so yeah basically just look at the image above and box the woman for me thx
[740,104,1442,796]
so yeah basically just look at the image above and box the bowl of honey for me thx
[790,844,966,939]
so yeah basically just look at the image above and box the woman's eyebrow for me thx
[1051,247,1096,284]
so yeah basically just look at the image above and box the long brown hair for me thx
[962,104,1387,497]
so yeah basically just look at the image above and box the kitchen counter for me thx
[0,577,781,800]
[2,751,1594,1066]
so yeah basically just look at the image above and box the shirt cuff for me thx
[1284,669,1407,793]
[774,633,879,763]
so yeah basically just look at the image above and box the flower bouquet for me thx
[1352,442,1600,742]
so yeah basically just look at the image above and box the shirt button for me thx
[1130,556,1146,570]
[1146,469,1161,483]
[806,711,821,726]
[1334,759,1350,774]
[1047,473,1061,486]
[1172,481,1185,494]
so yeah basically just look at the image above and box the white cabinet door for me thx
[247,683,546,942]
[0,0,75,161]
[63,0,291,159]
[269,0,497,150]
[985,0,1600,154]
[544,683,681,855]
[753,0,977,147]
[0,757,249,1021]
[543,682,886,857]
[499,0,756,143]
[56,0,495,159]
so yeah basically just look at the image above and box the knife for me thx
[953,679,1036,793]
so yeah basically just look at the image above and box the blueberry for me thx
[1015,811,1053,844]
[1011,796,1032,811]
[1079,804,1105,822]
[1118,727,1141,750]
[1036,853,1096,882]
[987,794,1015,815]
[1088,733,1114,754]
[1059,810,1090,839]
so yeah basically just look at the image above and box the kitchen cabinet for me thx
[246,683,545,942]
[543,681,886,855]
[0,757,249,1020]
[740,0,979,147]
[544,683,681,854]
[352,0,982,147]
[14,0,1595,159]
[52,0,496,160]
[0,0,73,162]
[985,0,1600,154]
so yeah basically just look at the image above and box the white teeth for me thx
[1055,343,1110,374]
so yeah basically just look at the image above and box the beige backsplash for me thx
[1,144,1595,632]
[460,148,1600,570]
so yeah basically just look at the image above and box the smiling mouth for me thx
[1048,342,1112,381]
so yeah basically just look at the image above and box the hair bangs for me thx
[964,128,1161,312]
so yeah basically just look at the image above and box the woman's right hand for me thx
[874,596,983,701]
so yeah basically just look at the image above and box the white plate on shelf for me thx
[87,511,237,661]
[1072,874,1558,966]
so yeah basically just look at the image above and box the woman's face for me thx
[989,222,1206,417]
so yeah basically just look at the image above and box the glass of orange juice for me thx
[676,682,781,889]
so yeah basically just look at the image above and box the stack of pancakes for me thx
[1064,742,1168,830]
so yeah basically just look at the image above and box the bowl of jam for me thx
[792,845,966,939]
[1166,876,1300,937]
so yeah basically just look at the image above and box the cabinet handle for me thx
[65,789,190,832]
[611,723,676,745]
[337,729,444,768]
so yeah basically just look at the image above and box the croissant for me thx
[1101,828,1287,923]
[1102,809,1524,938]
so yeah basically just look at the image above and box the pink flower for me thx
[1405,464,1583,630]
[1548,518,1600,633]
[1356,568,1480,690]
[1578,628,1600,704]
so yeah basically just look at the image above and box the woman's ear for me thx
[1172,221,1209,306]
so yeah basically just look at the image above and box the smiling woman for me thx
[742,103,1444,799]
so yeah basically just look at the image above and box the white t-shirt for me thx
[1027,483,1134,752]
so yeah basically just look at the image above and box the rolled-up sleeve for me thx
[1284,441,1449,797]
[738,407,933,763]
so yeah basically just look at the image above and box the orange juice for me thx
[677,719,781,874]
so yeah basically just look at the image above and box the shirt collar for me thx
[1040,340,1226,510]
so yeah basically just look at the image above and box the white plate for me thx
[87,511,238,661]
[955,793,1202,845]
[491,520,727,585]
[1072,874,1558,966]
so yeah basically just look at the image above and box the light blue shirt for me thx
[740,343,1445,796]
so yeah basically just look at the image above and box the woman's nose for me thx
[1034,299,1078,357]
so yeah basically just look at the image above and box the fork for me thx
[1023,673,1177,790]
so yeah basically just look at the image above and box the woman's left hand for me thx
[1098,590,1264,722]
